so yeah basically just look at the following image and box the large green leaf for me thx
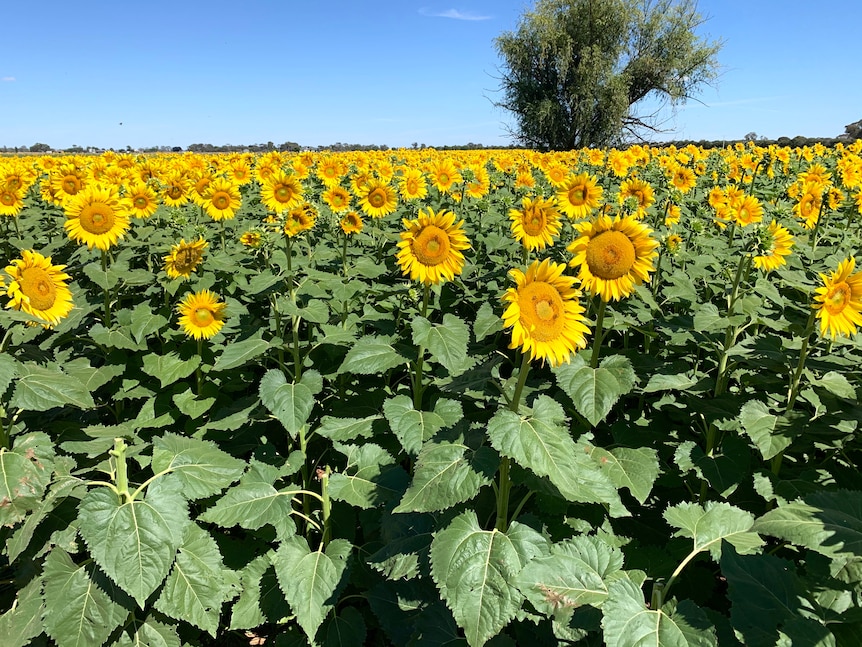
[324,607,367,647]
[315,414,380,441]
[412,314,473,376]
[486,395,624,515]
[515,535,623,619]
[111,615,181,647]
[602,578,717,647]
[664,501,764,560]
[554,354,637,427]
[198,462,298,538]
[738,400,800,460]
[328,442,409,509]
[0,432,55,526]
[755,490,862,560]
[78,481,189,606]
[11,364,96,411]
[430,510,547,647]
[129,301,169,344]
[211,337,270,372]
[394,440,497,513]
[383,395,463,456]
[42,548,130,647]
[141,352,201,388]
[154,523,240,635]
[0,576,44,647]
[338,335,408,375]
[273,536,352,643]
[586,446,659,505]
[258,369,315,439]
[0,352,16,398]
[151,433,245,500]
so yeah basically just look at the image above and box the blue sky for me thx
[1,0,860,150]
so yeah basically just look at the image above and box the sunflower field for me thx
[2,142,862,647]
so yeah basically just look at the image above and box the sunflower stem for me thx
[195,337,203,395]
[590,298,608,369]
[341,231,349,278]
[299,425,311,535]
[101,250,112,326]
[412,283,431,410]
[319,465,332,549]
[786,307,817,412]
[495,351,531,532]
[109,437,132,504]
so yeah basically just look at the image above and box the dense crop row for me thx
[1,142,862,646]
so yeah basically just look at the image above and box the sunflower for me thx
[753,221,794,272]
[501,258,590,367]
[177,290,227,340]
[63,184,130,251]
[160,171,191,207]
[322,186,351,213]
[666,233,683,254]
[5,250,74,327]
[358,178,398,218]
[0,187,24,217]
[567,215,660,302]
[164,237,208,279]
[617,178,655,217]
[556,172,603,220]
[427,158,462,194]
[509,196,561,251]
[202,177,241,221]
[793,189,822,229]
[123,181,160,219]
[669,165,696,193]
[340,211,364,235]
[283,203,316,237]
[239,231,262,248]
[261,170,304,214]
[729,194,764,227]
[814,257,862,339]
[398,167,429,201]
[396,207,470,284]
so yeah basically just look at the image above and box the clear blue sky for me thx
[1,0,859,150]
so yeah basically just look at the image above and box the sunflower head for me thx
[164,237,208,280]
[567,215,660,302]
[814,257,862,339]
[501,258,590,367]
[556,172,603,220]
[509,196,561,251]
[177,289,227,340]
[63,183,130,251]
[395,208,470,285]
[340,211,364,235]
[5,249,75,328]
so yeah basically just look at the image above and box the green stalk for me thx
[320,466,332,549]
[110,438,131,503]
[590,298,608,369]
[195,337,203,395]
[412,283,431,410]
[495,351,531,532]
[341,231,349,277]
[101,250,112,326]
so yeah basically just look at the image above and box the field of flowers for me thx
[1,142,862,647]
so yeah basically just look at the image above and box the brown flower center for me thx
[19,267,57,312]
[825,282,851,315]
[568,186,586,205]
[585,230,636,280]
[79,202,116,234]
[368,189,386,208]
[212,191,231,210]
[194,307,214,326]
[412,225,450,266]
[517,281,565,342]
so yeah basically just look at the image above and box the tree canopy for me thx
[494,0,722,150]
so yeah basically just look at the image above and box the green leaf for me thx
[324,607,367,647]
[211,337,270,372]
[383,395,462,456]
[755,490,862,561]
[90,323,146,351]
[394,440,497,513]
[171,387,215,419]
[412,314,473,376]
[273,536,352,643]
[141,352,201,388]
[473,301,503,340]
[515,535,623,618]
[430,510,547,647]
[11,364,96,411]
[151,433,245,500]
[328,442,409,509]
[487,395,624,515]
[112,615,181,647]
[78,481,189,606]
[692,302,726,333]
[554,354,637,427]
[0,352,16,398]
[721,546,805,647]
[0,432,55,526]
[154,523,240,635]
[586,446,659,505]
[129,302,169,344]
[602,578,717,647]
[738,400,798,460]
[338,335,408,375]
[643,372,699,393]
[315,414,381,441]
[0,576,44,647]
[811,371,857,400]
[258,369,314,439]
[198,471,297,537]
[43,548,130,647]
[664,502,764,561]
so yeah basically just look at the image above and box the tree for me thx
[842,119,862,140]
[493,0,722,150]
[29,142,51,153]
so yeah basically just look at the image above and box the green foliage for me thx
[494,0,722,149]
